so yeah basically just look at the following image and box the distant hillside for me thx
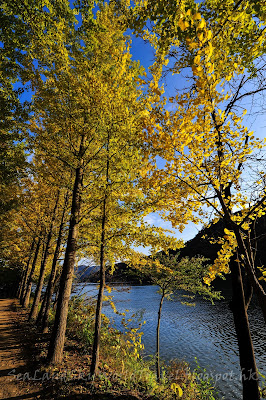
[177,215,266,267]
[77,265,99,280]
[83,262,152,285]
[84,214,266,286]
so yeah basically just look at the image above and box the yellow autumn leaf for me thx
[208,63,214,73]
[188,41,198,50]
[197,32,204,42]
[192,65,203,76]
[206,30,212,40]
[206,43,213,60]
[106,285,112,293]
[197,19,206,29]
[178,19,189,31]
[153,88,161,96]
[193,12,201,20]
[171,382,183,397]
[194,54,201,64]
[224,228,232,235]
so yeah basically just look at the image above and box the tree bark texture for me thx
[156,292,164,383]
[19,238,35,302]
[47,135,85,365]
[90,133,110,377]
[233,225,266,325]
[22,235,42,308]
[90,195,107,377]
[229,258,260,400]
[17,269,26,299]
[39,192,69,333]
[29,191,60,322]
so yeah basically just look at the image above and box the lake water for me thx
[75,283,266,399]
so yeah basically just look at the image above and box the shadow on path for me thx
[0,299,46,400]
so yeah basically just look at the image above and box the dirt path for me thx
[0,298,44,400]
[0,299,139,400]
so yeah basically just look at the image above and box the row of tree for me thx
[1,0,266,399]
[1,0,180,379]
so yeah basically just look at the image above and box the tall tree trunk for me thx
[229,257,260,400]
[156,291,165,383]
[90,132,110,378]
[19,238,36,302]
[52,275,61,310]
[36,280,49,325]
[22,235,42,308]
[29,191,60,322]
[216,191,260,399]
[47,135,85,365]
[216,189,266,324]
[90,197,107,378]
[38,192,69,333]
[233,225,266,324]
[17,269,26,299]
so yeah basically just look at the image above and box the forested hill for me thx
[84,214,266,285]
[177,215,266,267]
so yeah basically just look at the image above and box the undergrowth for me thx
[63,295,219,400]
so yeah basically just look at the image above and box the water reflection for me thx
[76,283,266,399]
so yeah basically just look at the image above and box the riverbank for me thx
[0,297,219,400]
[79,284,266,399]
